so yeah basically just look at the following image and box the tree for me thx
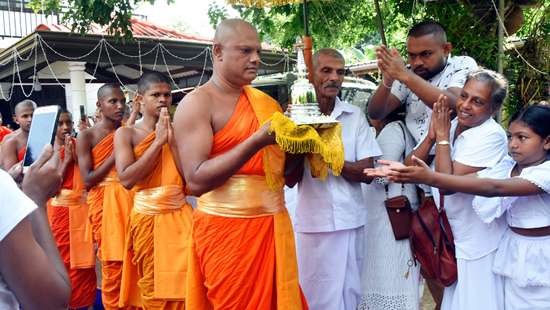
[212,0,548,118]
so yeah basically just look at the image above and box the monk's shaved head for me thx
[14,100,37,115]
[214,18,258,45]
[97,83,123,101]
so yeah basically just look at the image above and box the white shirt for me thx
[0,170,37,309]
[474,157,550,229]
[432,117,508,260]
[295,97,382,233]
[390,55,478,143]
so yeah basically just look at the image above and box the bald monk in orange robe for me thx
[174,19,307,309]
[1,100,35,170]
[77,84,136,309]
[116,72,191,309]
[48,110,96,309]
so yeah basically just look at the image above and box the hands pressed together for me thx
[375,45,407,86]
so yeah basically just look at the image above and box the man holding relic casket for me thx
[292,48,382,310]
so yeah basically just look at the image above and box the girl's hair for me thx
[465,69,508,110]
[509,104,550,139]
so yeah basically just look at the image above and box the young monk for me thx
[1,100,36,170]
[48,110,97,309]
[76,84,130,309]
[174,19,307,309]
[116,72,192,309]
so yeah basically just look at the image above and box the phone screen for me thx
[80,105,86,121]
[23,106,60,167]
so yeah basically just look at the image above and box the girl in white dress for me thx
[360,109,420,310]
[371,104,550,309]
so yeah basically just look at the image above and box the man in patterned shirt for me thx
[368,20,477,143]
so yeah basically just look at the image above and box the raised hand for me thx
[22,145,62,205]
[64,135,75,162]
[432,95,451,141]
[364,159,407,178]
[131,100,141,115]
[376,45,407,82]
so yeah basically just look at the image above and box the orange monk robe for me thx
[102,167,135,309]
[119,132,192,310]
[0,126,12,142]
[186,86,308,310]
[85,133,136,309]
[86,133,114,254]
[47,141,96,309]
[18,145,26,162]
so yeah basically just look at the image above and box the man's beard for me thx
[414,57,447,80]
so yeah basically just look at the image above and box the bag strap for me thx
[384,121,408,199]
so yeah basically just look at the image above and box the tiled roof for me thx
[36,18,212,43]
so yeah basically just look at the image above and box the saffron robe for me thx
[48,142,96,308]
[119,132,192,309]
[186,87,307,310]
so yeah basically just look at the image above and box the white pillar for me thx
[67,61,87,122]
[0,83,12,101]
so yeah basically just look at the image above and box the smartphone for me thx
[80,105,86,121]
[23,105,61,170]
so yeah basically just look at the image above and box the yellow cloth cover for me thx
[268,111,344,179]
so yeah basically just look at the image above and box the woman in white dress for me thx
[386,69,509,310]
[374,104,550,310]
[359,108,420,310]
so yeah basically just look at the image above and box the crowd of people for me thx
[0,17,548,310]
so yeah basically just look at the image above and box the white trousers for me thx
[442,251,504,310]
[296,227,363,310]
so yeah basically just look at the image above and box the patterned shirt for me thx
[390,55,478,143]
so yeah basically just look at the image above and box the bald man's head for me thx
[97,83,123,101]
[212,19,261,86]
[214,19,258,46]
[14,100,35,132]
[14,100,37,116]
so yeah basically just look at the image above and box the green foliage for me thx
[208,2,229,28]
[229,0,548,119]
[21,0,550,117]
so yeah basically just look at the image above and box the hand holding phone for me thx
[23,105,61,171]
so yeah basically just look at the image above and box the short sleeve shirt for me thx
[295,98,382,233]
[391,55,478,143]
[0,170,37,309]
[474,157,550,228]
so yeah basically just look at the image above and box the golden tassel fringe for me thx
[268,112,344,179]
